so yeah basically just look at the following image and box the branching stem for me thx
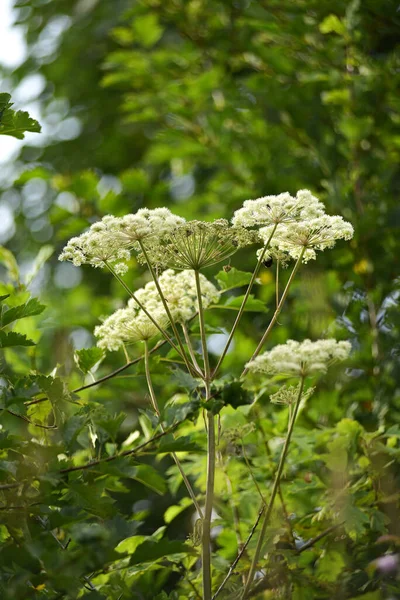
[213,225,278,378]
[242,247,305,377]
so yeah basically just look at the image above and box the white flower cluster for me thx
[259,215,354,263]
[95,269,219,351]
[232,189,325,227]
[95,304,167,351]
[59,208,185,274]
[233,189,354,263]
[246,338,351,377]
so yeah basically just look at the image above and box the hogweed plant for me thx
[59,190,354,599]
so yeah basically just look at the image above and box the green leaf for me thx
[156,434,204,454]
[132,14,164,48]
[214,294,268,312]
[0,93,41,139]
[129,538,192,566]
[315,549,345,582]
[319,14,347,36]
[74,347,104,374]
[0,247,19,282]
[164,497,192,524]
[134,464,166,494]
[216,268,253,291]
[0,295,10,303]
[0,330,35,347]
[343,504,370,540]
[1,298,46,327]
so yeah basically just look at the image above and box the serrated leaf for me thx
[213,294,268,312]
[74,347,104,374]
[2,298,46,327]
[0,330,35,347]
[216,267,253,291]
[156,434,204,454]
[0,93,41,139]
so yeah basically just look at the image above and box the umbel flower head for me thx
[259,214,354,263]
[58,208,185,274]
[232,189,326,228]
[141,219,259,271]
[246,338,351,378]
[94,304,168,351]
[95,270,218,351]
[128,269,220,322]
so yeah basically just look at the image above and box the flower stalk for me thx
[242,247,305,377]
[143,340,203,518]
[213,223,278,378]
[241,376,305,599]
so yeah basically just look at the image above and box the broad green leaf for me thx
[216,268,254,291]
[1,298,46,327]
[134,464,166,494]
[115,535,147,554]
[132,14,164,48]
[343,504,370,540]
[213,294,268,312]
[0,330,35,347]
[0,92,41,139]
[315,549,345,581]
[156,434,204,454]
[319,14,347,36]
[74,346,104,374]
[129,538,192,566]
[164,497,192,524]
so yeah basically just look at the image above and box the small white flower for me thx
[95,270,219,351]
[246,338,351,377]
[232,189,326,228]
[259,214,354,263]
[94,304,168,351]
[58,208,185,271]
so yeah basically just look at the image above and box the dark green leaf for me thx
[0,331,35,347]
[1,298,46,327]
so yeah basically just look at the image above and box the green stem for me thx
[139,241,199,377]
[194,269,210,381]
[241,247,305,377]
[241,376,305,599]
[181,322,202,374]
[194,269,215,599]
[104,261,182,357]
[143,341,203,518]
[213,225,278,379]
[203,405,216,600]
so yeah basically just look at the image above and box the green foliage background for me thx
[0,1,399,598]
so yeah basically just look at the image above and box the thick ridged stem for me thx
[194,269,215,599]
